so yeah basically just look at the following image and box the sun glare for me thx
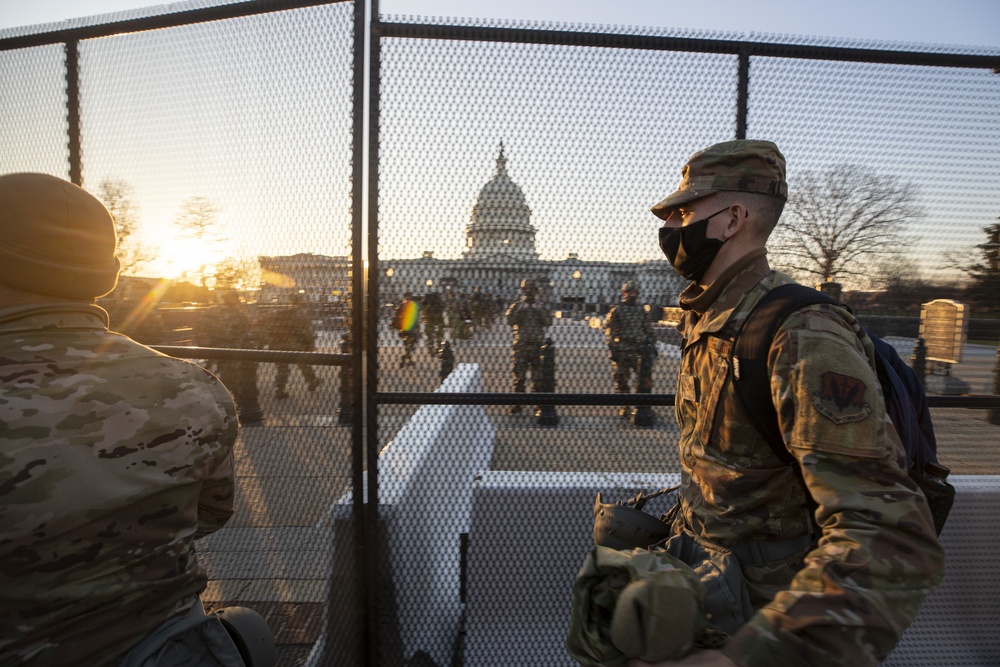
[149,237,222,281]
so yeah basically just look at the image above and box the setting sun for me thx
[145,236,222,281]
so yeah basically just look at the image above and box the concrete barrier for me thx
[310,363,494,667]
[464,472,1000,666]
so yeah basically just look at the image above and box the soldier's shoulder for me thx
[778,301,859,344]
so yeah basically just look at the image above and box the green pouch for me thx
[658,528,755,636]
[566,546,708,666]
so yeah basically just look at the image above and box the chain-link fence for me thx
[3,1,1000,665]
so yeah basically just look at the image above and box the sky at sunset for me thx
[2,0,998,284]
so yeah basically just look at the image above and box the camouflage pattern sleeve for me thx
[721,306,945,667]
[505,300,521,326]
[195,404,238,538]
[641,308,654,344]
[539,304,553,329]
[604,307,620,349]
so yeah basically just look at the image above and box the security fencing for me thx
[2,1,1000,664]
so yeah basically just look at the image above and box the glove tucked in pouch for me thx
[566,546,708,667]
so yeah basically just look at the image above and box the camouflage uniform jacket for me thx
[261,304,315,351]
[0,303,239,667]
[604,300,653,351]
[505,298,552,346]
[672,251,944,667]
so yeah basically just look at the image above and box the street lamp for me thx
[382,267,395,306]
[572,270,582,319]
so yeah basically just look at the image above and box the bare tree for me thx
[960,219,1000,314]
[174,196,222,286]
[770,165,923,286]
[214,255,261,292]
[97,179,154,275]
[174,196,221,243]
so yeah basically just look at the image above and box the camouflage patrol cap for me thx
[621,281,640,294]
[650,140,787,220]
[0,173,120,299]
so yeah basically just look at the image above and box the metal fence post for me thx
[632,341,656,427]
[990,344,1000,425]
[536,337,559,426]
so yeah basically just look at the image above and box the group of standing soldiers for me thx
[502,277,659,420]
[393,287,505,367]
[197,291,321,425]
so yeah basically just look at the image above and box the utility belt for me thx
[660,526,813,636]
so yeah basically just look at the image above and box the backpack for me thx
[731,283,955,535]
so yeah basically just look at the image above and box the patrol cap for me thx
[650,140,787,220]
[0,173,120,299]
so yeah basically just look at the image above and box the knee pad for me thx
[213,607,276,667]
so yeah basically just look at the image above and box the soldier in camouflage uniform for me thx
[605,280,656,417]
[200,290,264,424]
[505,278,553,414]
[630,141,944,667]
[0,173,249,666]
[261,292,321,399]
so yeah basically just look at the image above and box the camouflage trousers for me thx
[424,321,444,354]
[275,362,319,392]
[216,360,262,424]
[399,331,420,364]
[612,347,641,393]
[118,598,245,667]
[511,342,543,393]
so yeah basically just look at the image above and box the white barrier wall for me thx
[464,471,680,666]
[310,363,495,667]
[464,473,1000,667]
[375,363,495,665]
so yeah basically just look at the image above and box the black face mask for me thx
[658,206,731,282]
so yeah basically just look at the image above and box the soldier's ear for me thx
[723,204,748,240]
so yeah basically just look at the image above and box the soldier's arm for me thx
[195,382,239,539]
[604,308,618,347]
[505,302,520,325]
[641,309,655,343]
[722,308,944,667]
[540,306,553,329]
[196,451,236,539]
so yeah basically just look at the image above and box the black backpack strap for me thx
[732,283,837,465]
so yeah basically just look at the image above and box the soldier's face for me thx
[659,195,730,242]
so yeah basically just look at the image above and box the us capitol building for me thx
[259,145,684,313]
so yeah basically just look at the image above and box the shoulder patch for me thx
[811,371,872,424]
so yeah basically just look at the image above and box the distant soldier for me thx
[261,292,321,399]
[394,292,422,368]
[445,289,472,340]
[201,291,264,425]
[422,291,445,354]
[605,280,655,417]
[505,278,553,413]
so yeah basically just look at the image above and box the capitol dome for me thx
[465,144,538,260]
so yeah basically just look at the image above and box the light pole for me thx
[572,270,581,319]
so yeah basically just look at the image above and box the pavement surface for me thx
[194,321,999,665]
